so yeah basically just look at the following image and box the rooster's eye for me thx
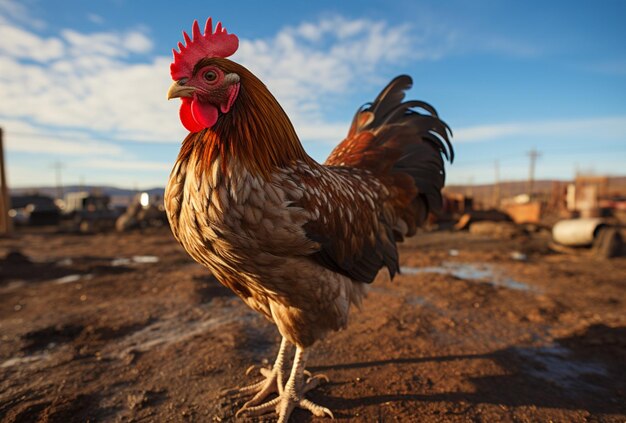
[204,71,217,82]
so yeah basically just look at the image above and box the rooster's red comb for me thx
[170,18,239,80]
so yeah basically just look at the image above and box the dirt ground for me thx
[0,226,624,422]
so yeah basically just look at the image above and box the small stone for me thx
[511,251,528,261]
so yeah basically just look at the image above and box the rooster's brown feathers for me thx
[165,70,452,347]
[306,75,452,283]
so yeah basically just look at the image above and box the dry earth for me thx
[0,227,624,422]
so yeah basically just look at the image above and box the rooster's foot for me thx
[235,372,332,422]
[222,337,290,405]
[236,344,332,422]
[231,365,284,407]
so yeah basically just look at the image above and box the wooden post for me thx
[527,148,541,199]
[493,160,501,209]
[0,127,13,235]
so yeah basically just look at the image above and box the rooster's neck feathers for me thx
[180,60,315,179]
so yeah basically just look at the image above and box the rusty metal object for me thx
[454,210,511,230]
[552,218,606,247]
[469,221,523,238]
[503,201,542,224]
[592,227,623,258]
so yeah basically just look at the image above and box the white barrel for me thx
[552,218,606,247]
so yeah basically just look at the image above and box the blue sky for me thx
[1,0,625,189]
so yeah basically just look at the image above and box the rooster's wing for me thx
[300,75,453,284]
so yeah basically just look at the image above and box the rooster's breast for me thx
[165,154,319,291]
[165,154,369,346]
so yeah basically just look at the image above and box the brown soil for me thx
[0,227,624,422]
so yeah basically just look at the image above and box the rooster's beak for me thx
[167,81,196,100]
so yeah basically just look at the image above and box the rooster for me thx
[165,18,453,422]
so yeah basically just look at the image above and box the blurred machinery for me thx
[115,192,167,231]
[61,191,122,233]
[9,194,61,226]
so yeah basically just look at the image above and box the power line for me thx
[527,148,541,197]
[493,160,501,207]
[51,161,65,200]
[6,130,175,145]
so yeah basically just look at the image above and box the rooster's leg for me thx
[227,336,290,405]
[236,346,333,422]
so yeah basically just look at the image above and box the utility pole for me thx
[527,148,541,198]
[52,160,65,200]
[493,160,501,208]
[0,128,13,236]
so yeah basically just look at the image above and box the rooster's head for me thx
[167,18,240,133]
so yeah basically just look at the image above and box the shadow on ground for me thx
[307,324,625,419]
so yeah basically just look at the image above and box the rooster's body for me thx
[165,19,452,422]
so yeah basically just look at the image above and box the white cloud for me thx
[2,119,124,156]
[584,60,626,76]
[234,16,415,123]
[0,52,183,143]
[80,158,170,171]
[0,13,483,187]
[61,29,153,57]
[0,7,469,189]
[0,25,65,61]
[0,0,45,29]
[87,13,104,25]
[124,32,152,53]
[0,14,425,156]
[456,116,626,143]
[1,118,172,188]
[4,8,622,190]
[226,16,427,146]
[295,122,349,145]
